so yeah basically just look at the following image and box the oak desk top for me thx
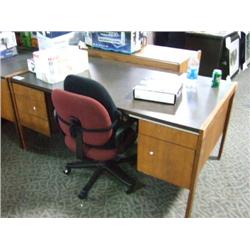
[11,56,237,133]
[1,50,31,78]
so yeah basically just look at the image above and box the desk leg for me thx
[185,132,204,218]
[185,159,199,218]
[185,182,198,218]
[217,93,235,160]
[8,80,27,149]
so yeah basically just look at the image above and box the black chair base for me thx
[64,160,102,175]
[64,158,138,200]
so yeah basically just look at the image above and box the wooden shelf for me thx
[84,44,201,73]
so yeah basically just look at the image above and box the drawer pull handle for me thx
[33,106,36,111]
[149,151,154,156]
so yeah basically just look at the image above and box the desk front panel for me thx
[198,92,232,172]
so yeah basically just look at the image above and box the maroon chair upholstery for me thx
[51,75,138,199]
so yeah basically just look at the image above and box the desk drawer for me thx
[13,83,48,119]
[139,120,198,150]
[13,83,50,136]
[138,134,195,188]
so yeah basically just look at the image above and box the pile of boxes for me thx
[0,32,18,59]
[28,32,88,84]
[3,31,146,83]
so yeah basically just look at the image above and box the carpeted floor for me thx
[1,67,250,218]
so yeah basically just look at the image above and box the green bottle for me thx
[211,69,222,88]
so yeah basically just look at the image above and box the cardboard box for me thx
[37,32,75,50]
[85,32,144,54]
[33,46,88,84]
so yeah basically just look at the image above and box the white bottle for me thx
[186,53,199,89]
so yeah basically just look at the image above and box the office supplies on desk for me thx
[133,77,183,104]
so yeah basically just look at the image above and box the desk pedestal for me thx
[137,80,236,217]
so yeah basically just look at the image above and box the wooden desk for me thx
[85,44,201,73]
[1,50,31,148]
[9,57,237,217]
[1,45,199,144]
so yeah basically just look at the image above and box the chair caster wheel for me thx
[126,184,135,194]
[63,168,71,175]
[126,181,143,194]
[78,190,88,200]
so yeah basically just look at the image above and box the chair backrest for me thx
[64,74,121,122]
[52,88,113,147]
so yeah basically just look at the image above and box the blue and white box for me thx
[85,32,144,54]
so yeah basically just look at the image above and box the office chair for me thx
[51,74,138,199]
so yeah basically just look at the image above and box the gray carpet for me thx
[1,68,250,218]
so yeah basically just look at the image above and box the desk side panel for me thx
[197,94,231,172]
[1,79,15,121]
